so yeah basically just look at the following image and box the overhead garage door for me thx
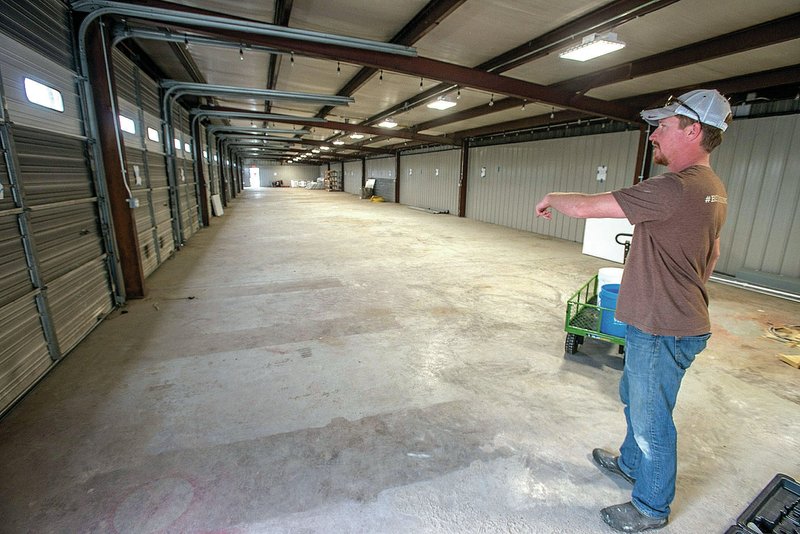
[0,8,116,415]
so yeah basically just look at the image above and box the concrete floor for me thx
[1,188,798,533]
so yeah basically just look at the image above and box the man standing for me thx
[535,89,732,532]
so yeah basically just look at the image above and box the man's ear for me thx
[686,121,702,140]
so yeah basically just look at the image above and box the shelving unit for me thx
[324,169,342,191]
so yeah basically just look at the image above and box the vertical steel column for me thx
[394,152,401,204]
[634,126,653,185]
[85,20,146,297]
[361,157,366,189]
[216,137,228,206]
[191,114,210,226]
[458,139,469,217]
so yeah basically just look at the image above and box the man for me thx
[535,89,731,532]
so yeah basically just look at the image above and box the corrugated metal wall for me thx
[399,149,460,214]
[366,157,396,202]
[343,160,362,194]
[467,130,641,242]
[656,114,800,282]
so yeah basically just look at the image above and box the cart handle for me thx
[615,233,633,264]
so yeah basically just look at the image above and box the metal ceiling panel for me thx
[414,0,605,66]
[188,45,269,88]
[170,0,275,23]
[274,57,362,102]
[290,0,429,42]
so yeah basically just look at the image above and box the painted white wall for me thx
[244,161,322,186]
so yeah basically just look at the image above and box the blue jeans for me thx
[616,325,710,519]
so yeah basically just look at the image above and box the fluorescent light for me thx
[320,146,330,150]
[333,140,345,145]
[427,97,456,110]
[378,118,397,128]
[559,32,625,62]
[350,133,364,139]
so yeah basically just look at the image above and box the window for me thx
[174,138,181,150]
[24,78,64,112]
[184,142,191,153]
[118,114,136,134]
[147,127,159,142]
[203,150,208,160]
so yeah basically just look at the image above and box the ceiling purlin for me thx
[167,40,206,83]
[554,13,800,95]
[181,27,638,122]
[199,105,456,145]
[315,0,468,121]
[617,64,800,109]
[414,97,522,133]
[265,0,294,101]
[443,65,800,142]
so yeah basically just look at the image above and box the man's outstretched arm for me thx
[535,192,626,220]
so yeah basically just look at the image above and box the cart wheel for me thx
[565,333,580,355]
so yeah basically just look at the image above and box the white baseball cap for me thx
[641,89,731,131]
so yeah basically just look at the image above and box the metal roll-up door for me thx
[137,67,175,262]
[172,105,200,241]
[0,20,115,411]
[0,2,117,416]
[112,49,161,277]
[125,146,159,276]
[0,126,51,416]
[0,0,73,70]
[16,126,114,354]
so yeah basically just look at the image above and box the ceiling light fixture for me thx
[333,139,345,145]
[350,133,364,139]
[320,146,330,150]
[559,32,625,62]
[427,97,456,110]
[378,118,397,128]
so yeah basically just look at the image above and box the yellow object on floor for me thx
[778,354,800,369]
[370,196,385,202]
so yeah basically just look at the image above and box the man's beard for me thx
[653,145,668,166]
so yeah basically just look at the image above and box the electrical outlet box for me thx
[127,197,140,209]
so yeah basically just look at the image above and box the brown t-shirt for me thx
[611,165,727,336]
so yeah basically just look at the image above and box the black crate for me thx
[726,474,800,534]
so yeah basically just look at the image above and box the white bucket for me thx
[598,267,624,291]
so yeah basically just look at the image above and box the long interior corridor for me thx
[0,189,797,533]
